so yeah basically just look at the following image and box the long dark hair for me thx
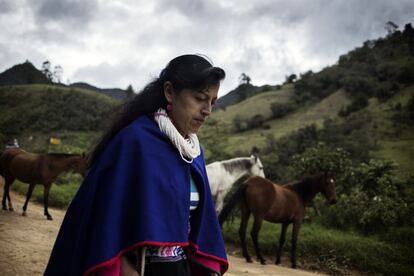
[88,54,225,166]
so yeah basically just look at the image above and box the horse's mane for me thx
[285,174,323,201]
[221,157,253,173]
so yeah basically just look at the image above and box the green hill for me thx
[200,23,414,179]
[0,61,51,86]
[0,84,118,151]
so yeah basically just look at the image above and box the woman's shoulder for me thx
[111,115,167,148]
[117,115,156,138]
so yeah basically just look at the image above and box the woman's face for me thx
[164,82,219,137]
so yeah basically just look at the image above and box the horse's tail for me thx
[218,179,248,226]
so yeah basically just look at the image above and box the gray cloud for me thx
[34,0,98,26]
[0,0,413,96]
[72,60,149,90]
[0,0,15,14]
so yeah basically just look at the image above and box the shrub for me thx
[292,143,350,177]
[270,102,296,118]
[321,160,411,233]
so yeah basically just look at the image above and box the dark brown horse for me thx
[219,173,337,268]
[0,148,88,220]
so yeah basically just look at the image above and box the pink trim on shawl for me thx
[97,259,120,276]
[83,241,189,276]
[84,241,229,276]
[189,242,229,274]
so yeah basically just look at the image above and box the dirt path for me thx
[0,179,325,275]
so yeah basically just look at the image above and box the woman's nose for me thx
[201,103,212,116]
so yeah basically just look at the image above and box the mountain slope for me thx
[0,61,51,86]
[70,82,127,100]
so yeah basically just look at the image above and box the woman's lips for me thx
[193,118,205,125]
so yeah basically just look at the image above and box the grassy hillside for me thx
[0,84,118,149]
[201,85,414,175]
[367,85,414,172]
[200,87,352,157]
[213,85,294,126]
[200,25,414,175]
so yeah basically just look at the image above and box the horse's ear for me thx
[250,154,258,162]
[251,146,259,160]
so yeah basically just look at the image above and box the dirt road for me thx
[0,179,325,275]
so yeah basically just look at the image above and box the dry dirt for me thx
[0,178,326,275]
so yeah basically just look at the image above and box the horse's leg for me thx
[290,221,302,268]
[275,222,289,265]
[22,183,36,217]
[239,201,252,263]
[251,215,266,265]
[215,190,226,213]
[2,178,7,210]
[3,176,15,211]
[43,183,53,220]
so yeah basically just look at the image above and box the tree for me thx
[285,73,297,84]
[385,21,398,36]
[41,61,53,81]
[239,73,251,85]
[292,143,350,177]
[126,84,135,98]
[53,65,63,83]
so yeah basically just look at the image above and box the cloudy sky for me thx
[0,0,413,97]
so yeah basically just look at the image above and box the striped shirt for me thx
[190,175,199,211]
[146,175,199,262]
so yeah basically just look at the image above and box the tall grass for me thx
[222,219,414,275]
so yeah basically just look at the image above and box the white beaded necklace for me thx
[154,108,200,163]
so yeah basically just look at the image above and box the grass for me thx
[10,173,82,209]
[222,219,414,275]
[212,87,294,126]
[13,131,100,154]
[367,85,414,173]
[201,88,351,155]
[0,84,117,147]
[201,85,414,176]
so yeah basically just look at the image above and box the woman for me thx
[45,55,228,276]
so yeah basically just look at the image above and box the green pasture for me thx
[222,219,414,275]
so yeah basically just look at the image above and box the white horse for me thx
[207,155,265,213]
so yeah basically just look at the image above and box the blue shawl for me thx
[45,115,228,275]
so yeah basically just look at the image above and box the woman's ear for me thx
[163,81,174,103]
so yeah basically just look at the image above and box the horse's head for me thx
[319,171,337,205]
[249,154,265,178]
[72,153,89,178]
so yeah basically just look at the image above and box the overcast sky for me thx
[0,0,413,97]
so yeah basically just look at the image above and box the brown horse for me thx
[0,148,88,220]
[219,173,337,268]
